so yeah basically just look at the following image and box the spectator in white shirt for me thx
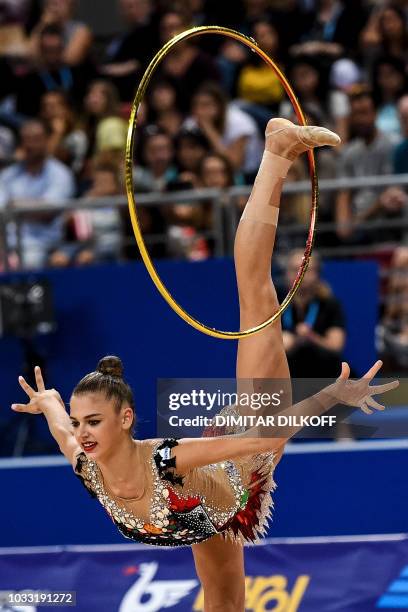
[184,81,263,181]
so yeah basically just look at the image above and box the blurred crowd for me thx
[0,0,408,259]
[1,0,408,369]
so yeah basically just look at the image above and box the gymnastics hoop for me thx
[125,25,318,340]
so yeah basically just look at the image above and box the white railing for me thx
[1,173,408,271]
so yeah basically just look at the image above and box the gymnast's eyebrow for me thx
[70,413,103,420]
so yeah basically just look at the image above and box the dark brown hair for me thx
[86,80,122,118]
[199,153,234,187]
[379,4,408,50]
[73,356,135,425]
[192,82,228,133]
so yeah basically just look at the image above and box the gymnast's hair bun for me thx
[97,356,124,378]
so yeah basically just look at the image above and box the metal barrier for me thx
[1,173,408,272]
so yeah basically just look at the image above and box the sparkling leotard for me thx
[74,415,276,547]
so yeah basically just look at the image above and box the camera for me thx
[0,280,55,338]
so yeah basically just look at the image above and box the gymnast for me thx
[11,118,398,612]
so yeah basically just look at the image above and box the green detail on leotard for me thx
[240,489,249,508]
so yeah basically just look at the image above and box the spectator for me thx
[174,125,210,187]
[0,119,75,269]
[393,94,408,173]
[14,23,94,117]
[198,152,236,243]
[158,7,190,43]
[187,0,207,25]
[378,246,408,372]
[199,151,247,253]
[372,55,408,140]
[0,125,15,164]
[291,0,368,61]
[335,87,395,243]
[185,81,263,180]
[361,4,408,69]
[158,10,220,112]
[82,80,127,158]
[39,90,87,173]
[236,20,285,129]
[29,0,93,66]
[49,158,123,267]
[242,0,272,22]
[279,56,350,143]
[134,126,177,192]
[280,247,355,440]
[0,0,31,57]
[165,185,211,262]
[267,0,313,56]
[199,153,235,190]
[147,78,183,137]
[100,0,158,101]
[280,248,346,377]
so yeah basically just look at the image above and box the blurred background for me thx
[0,2,407,610]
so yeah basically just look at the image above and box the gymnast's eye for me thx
[71,421,79,428]
[88,420,101,426]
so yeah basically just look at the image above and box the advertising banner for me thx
[0,537,407,611]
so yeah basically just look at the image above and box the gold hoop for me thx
[125,25,318,340]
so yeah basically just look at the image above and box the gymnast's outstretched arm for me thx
[172,359,398,472]
[11,366,81,466]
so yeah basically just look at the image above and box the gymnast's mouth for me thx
[82,442,98,452]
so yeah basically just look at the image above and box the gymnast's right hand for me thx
[11,366,64,414]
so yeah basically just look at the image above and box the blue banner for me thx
[0,537,407,611]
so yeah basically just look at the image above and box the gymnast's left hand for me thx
[331,360,399,414]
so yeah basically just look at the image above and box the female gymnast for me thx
[11,118,398,612]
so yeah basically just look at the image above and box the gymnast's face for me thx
[69,393,134,459]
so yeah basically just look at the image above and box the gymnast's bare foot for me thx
[265,118,341,161]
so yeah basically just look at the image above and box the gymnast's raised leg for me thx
[191,119,340,612]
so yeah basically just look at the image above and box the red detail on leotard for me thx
[167,487,201,512]
[220,468,269,542]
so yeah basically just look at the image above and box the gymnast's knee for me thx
[238,281,279,313]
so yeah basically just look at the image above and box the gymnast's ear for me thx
[121,404,135,431]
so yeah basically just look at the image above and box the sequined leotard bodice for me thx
[74,437,276,547]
